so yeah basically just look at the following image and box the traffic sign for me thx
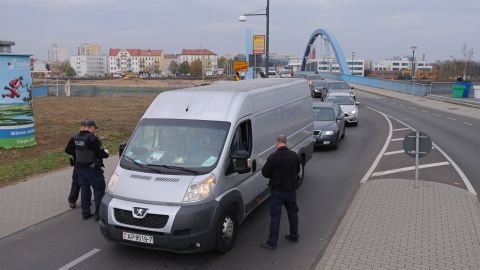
[403,131,432,158]
[234,61,249,72]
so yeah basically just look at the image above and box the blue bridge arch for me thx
[301,29,351,75]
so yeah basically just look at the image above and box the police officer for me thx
[260,135,300,250]
[73,120,109,220]
[64,120,88,209]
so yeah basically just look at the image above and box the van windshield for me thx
[120,119,231,175]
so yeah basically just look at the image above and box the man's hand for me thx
[104,148,109,154]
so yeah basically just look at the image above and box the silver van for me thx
[99,79,314,253]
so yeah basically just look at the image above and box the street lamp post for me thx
[239,0,270,78]
[351,51,355,76]
[411,46,417,82]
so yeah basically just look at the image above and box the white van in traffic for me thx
[99,78,314,253]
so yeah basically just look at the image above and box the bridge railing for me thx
[316,72,432,96]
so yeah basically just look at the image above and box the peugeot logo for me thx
[132,207,148,219]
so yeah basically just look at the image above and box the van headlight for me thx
[107,172,118,194]
[183,174,216,203]
[324,130,335,136]
[350,110,357,115]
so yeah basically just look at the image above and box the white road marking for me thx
[384,147,435,156]
[384,150,404,156]
[464,122,474,126]
[361,107,393,183]
[448,117,457,121]
[385,113,477,195]
[391,138,404,142]
[421,110,428,113]
[393,128,410,131]
[372,162,450,177]
[433,113,442,117]
[58,248,101,270]
[409,107,416,110]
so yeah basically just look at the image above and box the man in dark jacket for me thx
[73,120,109,220]
[260,135,300,250]
[64,120,88,209]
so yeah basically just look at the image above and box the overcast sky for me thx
[4,0,479,63]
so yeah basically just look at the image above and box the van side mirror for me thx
[119,143,127,157]
[351,87,354,89]
[231,150,250,174]
[355,101,360,105]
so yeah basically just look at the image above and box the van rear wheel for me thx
[215,206,238,253]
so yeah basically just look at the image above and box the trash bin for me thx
[474,85,480,99]
[452,85,465,98]
[455,81,472,97]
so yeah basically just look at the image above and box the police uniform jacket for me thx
[261,146,300,191]
[72,130,109,168]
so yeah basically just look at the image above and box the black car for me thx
[312,101,346,149]
[310,80,328,100]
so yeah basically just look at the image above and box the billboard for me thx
[253,35,265,55]
[0,54,36,149]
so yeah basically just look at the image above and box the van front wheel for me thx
[215,206,238,253]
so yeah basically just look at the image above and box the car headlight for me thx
[107,172,118,194]
[183,174,216,203]
[324,130,335,136]
[350,110,357,114]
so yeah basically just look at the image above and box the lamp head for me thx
[411,46,417,52]
[238,15,247,22]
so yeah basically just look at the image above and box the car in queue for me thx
[312,101,345,149]
[325,92,359,126]
[325,81,356,100]
[310,80,328,100]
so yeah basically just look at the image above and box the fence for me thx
[31,84,188,97]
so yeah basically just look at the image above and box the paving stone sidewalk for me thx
[0,157,118,239]
[317,179,480,270]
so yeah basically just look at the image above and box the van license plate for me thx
[122,232,154,244]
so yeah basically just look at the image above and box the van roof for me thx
[143,78,308,122]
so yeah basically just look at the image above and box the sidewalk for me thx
[0,157,118,239]
[317,179,480,270]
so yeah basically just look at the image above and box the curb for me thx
[426,95,480,108]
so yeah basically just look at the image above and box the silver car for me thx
[325,92,359,126]
[313,101,345,149]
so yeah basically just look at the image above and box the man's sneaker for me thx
[69,202,76,209]
[82,214,93,220]
[284,234,299,243]
[260,241,276,250]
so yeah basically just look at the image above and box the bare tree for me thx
[462,44,474,80]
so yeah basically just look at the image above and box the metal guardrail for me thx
[297,72,463,97]
[317,73,431,96]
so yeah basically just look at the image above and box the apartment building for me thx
[108,48,164,75]
[48,43,69,63]
[179,49,217,75]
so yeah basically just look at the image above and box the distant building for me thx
[317,56,365,76]
[163,54,178,75]
[373,56,433,72]
[108,48,164,75]
[47,43,69,63]
[69,55,107,77]
[77,43,102,56]
[179,49,217,75]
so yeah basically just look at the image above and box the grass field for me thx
[0,95,155,187]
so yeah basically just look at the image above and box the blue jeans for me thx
[267,190,299,246]
[77,167,105,218]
